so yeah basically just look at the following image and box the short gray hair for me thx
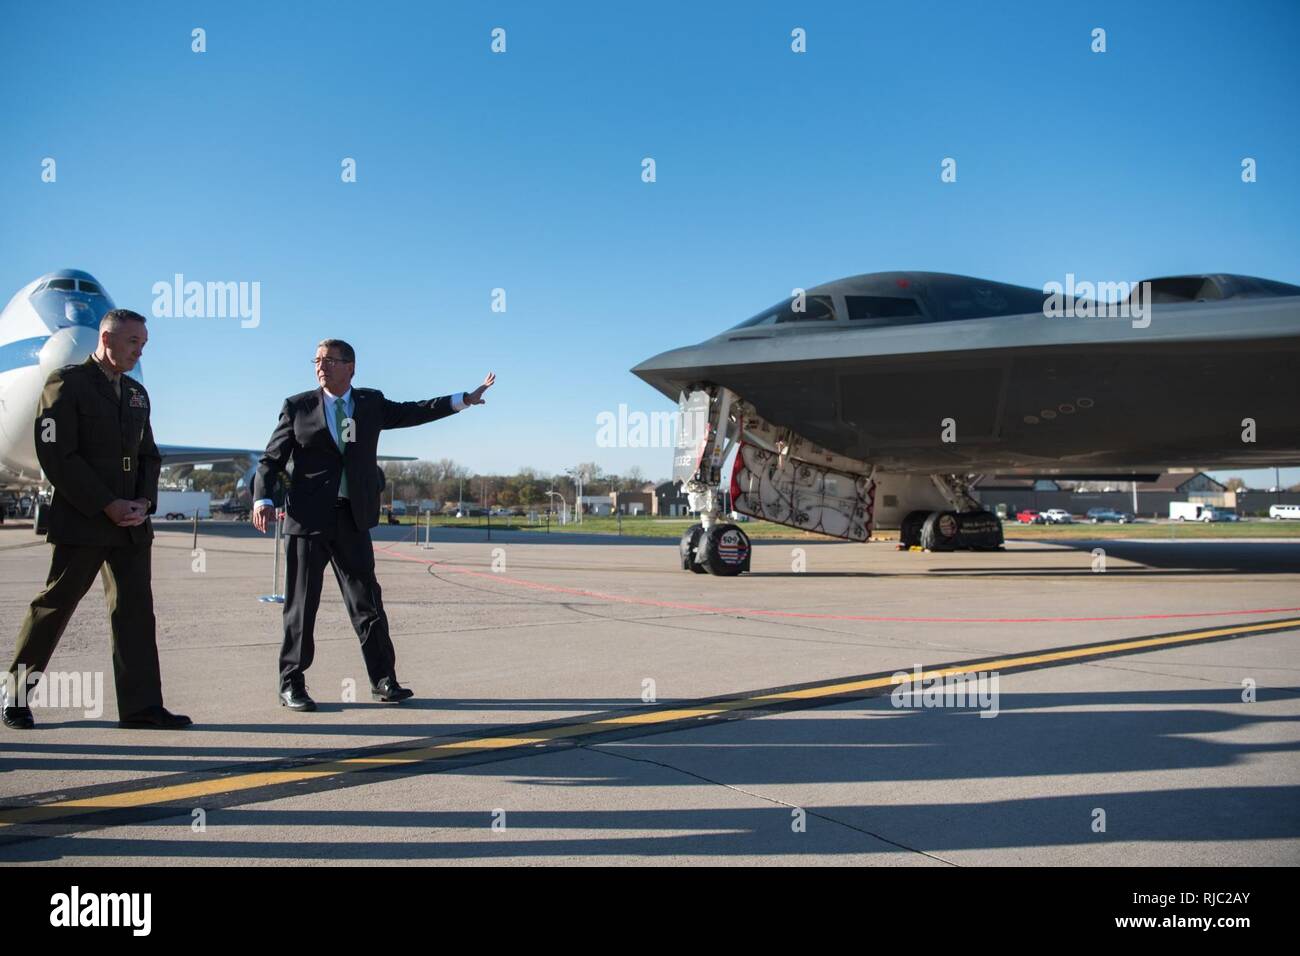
[317,338,355,363]
[101,309,147,332]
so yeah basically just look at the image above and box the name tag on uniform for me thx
[128,391,148,409]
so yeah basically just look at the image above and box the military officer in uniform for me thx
[0,309,191,730]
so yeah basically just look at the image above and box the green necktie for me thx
[334,398,349,499]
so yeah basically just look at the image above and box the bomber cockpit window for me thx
[731,294,836,329]
[774,294,835,323]
[930,281,1047,320]
[845,295,923,325]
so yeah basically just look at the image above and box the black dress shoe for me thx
[1,682,34,730]
[279,685,317,712]
[371,677,413,703]
[118,705,192,729]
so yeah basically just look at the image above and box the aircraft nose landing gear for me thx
[672,386,753,576]
[681,521,751,576]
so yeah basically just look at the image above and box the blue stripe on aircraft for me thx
[0,335,50,374]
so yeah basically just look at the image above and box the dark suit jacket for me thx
[253,387,461,535]
[34,357,161,547]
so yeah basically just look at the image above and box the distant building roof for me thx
[1137,471,1224,493]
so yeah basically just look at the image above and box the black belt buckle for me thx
[122,457,132,472]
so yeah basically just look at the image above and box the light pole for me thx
[546,491,567,525]
[565,467,586,525]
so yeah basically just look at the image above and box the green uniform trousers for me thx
[7,541,163,718]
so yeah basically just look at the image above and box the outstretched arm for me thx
[381,371,495,429]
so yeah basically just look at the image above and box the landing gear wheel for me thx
[918,509,1004,552]
[919,510,958,552]
[697,523,752,576]
[680,525,708,573]
[898,510,931,549]
[34,501,51,536]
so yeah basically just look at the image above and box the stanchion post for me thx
[259,512,286,604]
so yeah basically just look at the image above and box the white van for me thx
[1269,504,1300,520]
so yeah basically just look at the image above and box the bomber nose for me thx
[38,325,100,378]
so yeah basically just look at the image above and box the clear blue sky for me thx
[3,1,1298,487]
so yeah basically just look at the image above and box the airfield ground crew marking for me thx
[1,616,1296,835]
[376,545,1300,625]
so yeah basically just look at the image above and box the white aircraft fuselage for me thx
[0,270,126,484]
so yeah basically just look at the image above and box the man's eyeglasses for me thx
[313,357,352,368]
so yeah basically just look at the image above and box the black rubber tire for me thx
[34,501,50,536]
[898,510,931,549]
[919,511,961,551]
[698,523,751,576]
[680,525,707,573]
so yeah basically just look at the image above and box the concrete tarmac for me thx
[1,522,1297,865]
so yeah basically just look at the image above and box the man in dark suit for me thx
[252,338,493,711]
[1,309,191,731]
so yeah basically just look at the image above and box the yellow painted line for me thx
[0,770,339,825]
[1,617,1296,831]
[754,618,1300,702]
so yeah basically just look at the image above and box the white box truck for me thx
[1169,501,1233,522]
[155,490,211,520]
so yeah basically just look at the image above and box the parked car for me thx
[1015,509,1045,524]
[1269,504,1300,520]
[1041,509,1074,524]
[1085,508,1134,523]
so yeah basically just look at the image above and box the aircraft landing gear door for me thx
[672,390,712,490]
[673,388,751,576]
